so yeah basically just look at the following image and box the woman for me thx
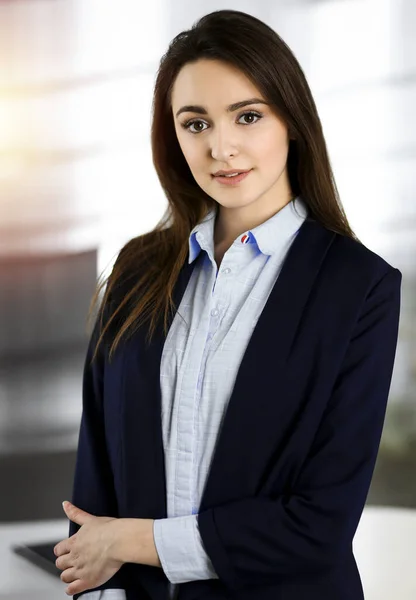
[54,9,402,600]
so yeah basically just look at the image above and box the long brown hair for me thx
[89,9,359,363]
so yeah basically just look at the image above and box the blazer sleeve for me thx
[69,299,127,599]
[197,267,402,592]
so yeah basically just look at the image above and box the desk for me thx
[353,506,416,598]
[2,506,416,599]
[1,518,68,600]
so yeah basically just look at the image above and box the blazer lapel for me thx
[199,218,335,512]
[120,217,335,519]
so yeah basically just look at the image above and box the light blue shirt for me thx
[80,197,308,600]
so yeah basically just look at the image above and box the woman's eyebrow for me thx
[175,97,269,118]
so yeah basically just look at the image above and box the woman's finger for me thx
[55,551,72,571]
[66,578,89,596]
[54,539,71,557]
[60,566,78,584]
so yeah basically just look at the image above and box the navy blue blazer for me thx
[70,216,402,600]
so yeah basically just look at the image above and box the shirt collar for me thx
[188,196,309,264]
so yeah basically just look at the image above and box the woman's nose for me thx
[209,126,239,161]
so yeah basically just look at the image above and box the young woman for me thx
[54,9,402,600]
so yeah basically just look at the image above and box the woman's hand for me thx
[54,501,123,596]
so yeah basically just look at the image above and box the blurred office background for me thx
[0,0,415,597]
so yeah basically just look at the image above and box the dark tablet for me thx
[12,541,61,578]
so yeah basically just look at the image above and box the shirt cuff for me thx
[153,514,218,584]
[78,591,126,600]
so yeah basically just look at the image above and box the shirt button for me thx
[223,267,231,274]
[211,308,219,317]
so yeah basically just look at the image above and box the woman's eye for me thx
[182,111,263,134]
[184,120,208,133]
[239,111,262,125]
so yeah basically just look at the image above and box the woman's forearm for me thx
[111,518,162,568]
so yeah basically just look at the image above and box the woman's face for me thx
[171,59,292,215]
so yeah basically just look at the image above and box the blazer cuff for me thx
[153,514,218,584]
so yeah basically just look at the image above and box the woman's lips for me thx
[212,169,252,185]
